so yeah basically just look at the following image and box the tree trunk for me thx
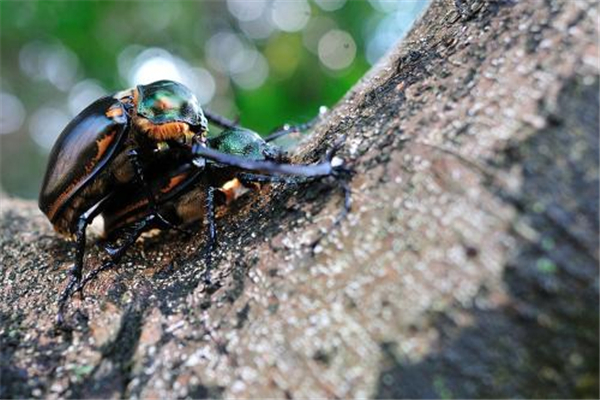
[1,0,598,398]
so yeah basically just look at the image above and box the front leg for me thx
[192,135,348,179]
[236,172,309,186]
[191,145,335,178]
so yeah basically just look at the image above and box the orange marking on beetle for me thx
[161,173,189,194]
[94,130,117,163]
[105,105,123,118]
[47,128,118,230]
[46,177,84,229]
[220,178,247,204]
[134,117,191,141]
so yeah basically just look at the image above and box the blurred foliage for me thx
[0,0,427,198]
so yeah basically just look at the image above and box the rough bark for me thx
[1,0,598,398]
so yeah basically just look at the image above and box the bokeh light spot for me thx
[315,0,347,12]
[303,16,337,55]
[126,47,216,105]
[68,80,107,116]
[193,67,217,105]
[0,93,26,135]
[130,48,184,85]
[19,40,79,91]
[366,2,428,65]
[318,29,356,70]
[271,0,311,32]
[206,32,245,73]
[227,0,266,21]
[231,53,269,90]
[29,107,70,151]
[239,14,276,40]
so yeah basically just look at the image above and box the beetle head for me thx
[208,128,286,162]
[135,80,208,142]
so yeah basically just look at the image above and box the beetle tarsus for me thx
[201,186,217,286]
[58,200,108,323]
[236,168,353,253]
[56,273,79,328]
[56,214,157,325]
[309,178,352,252]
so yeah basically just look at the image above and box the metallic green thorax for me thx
[136,80,207,129]
[208,128,283,161]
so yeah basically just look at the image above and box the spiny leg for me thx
[78,214,157,290]
[264,109,326,143]
[236,172,309,186]
[193,132,350,179]
[192,145,335,178]
[128,149,191,236]
[201,186,217,286]
[56,199,107,325]
[309,179,352,251]
[57,214,159,326]
[237,172,353,251]
[203,109,239,131]
[264,120,315,143]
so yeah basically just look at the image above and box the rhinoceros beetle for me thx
[38,80,350,324]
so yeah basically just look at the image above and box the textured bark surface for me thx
[1,1,598,398]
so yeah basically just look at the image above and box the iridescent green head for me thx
[208,128,284,161]
[136,80,207,131]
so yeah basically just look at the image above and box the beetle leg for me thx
[57,214,159,327]
[236,173,353,253]
[264,108,326,142]
[309,179,352,251]
[192,145,336,178]
[79,214,156,290]
[203,109,239,131]
[128,149,192,236]
[236,172,309,186]
[201,186,218,286]
[264,120,317,143]
[56,198,108,326]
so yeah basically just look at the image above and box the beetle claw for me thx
[56,310,65,326]
[105,244,120,258]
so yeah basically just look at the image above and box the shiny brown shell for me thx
[38,96,129,235]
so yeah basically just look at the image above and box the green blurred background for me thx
[0,0,428,199]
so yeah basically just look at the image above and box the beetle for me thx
[71,127,326,292]
[38,80,245,309]
[39,80,349,323]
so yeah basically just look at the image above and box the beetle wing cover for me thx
[39,96,129,225]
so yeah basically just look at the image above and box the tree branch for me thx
[1,1,598,398]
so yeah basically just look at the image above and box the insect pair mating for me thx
[38,80,350,325]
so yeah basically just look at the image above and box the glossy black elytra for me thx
[38,80,350,325]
